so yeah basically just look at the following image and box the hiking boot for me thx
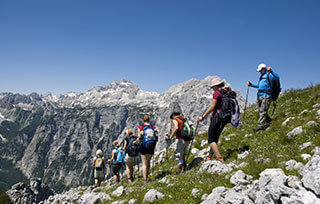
[217,156,224,163]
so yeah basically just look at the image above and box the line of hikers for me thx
[92,63,280,187]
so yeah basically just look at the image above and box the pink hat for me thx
[210,77,224,87]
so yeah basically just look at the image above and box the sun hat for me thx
[257,63,267,72]
[96,149,103,156]
[210,77,224,87]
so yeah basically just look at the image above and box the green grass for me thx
[89,84,320,204]
[0,189,11,204]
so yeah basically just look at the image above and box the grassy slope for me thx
[73,84,320,203]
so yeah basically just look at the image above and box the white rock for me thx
[299,142,313,151]
[237,151,249,159]
[198,160,232,175]
[244,134,252,138]
[301,155,320,196]
[285,160,304,171]
[112,186,124,197]
[306,121,318,126]
[202,186,228,204]
[238,162,248,168]
[287,126,303,138]
[201,193,208,201]
[128,199,136,204]
[80,193,111,204]
[300,109,309,115]
[111,201,126,204]
[230,170,252,186]
[313,104,320,108]
[191,148,199,154]
[201,140,207,147]
[282,117,295,126]
[301,154,311,161]
[191,188,200,197]
[196,147,210,158]
[224,189,254,204]
[143,189,165,203]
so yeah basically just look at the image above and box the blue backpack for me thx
[142,125,157,148]
[113,148,125,164]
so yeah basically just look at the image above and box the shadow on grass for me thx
[225,145,250,161]
[186,157,204,170]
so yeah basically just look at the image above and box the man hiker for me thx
[167,110,191,174]
[248,63,280,131]
[197,77,227,162]
[136,115,157,182]
[93,149,106,187]
[122,128,139,182]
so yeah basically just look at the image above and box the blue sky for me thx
[1,0,319,102]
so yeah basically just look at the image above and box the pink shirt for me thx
[212,89,223,116]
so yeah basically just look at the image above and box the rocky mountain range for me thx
[0,76,247,193]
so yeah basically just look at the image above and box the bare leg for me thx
[210,142,224,162]
[141,154,152,181]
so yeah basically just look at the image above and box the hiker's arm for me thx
[122,140,127,152]
[248,81,258,88]
[108,151,114,162]
[198,98,217,122]
[269,70,280,80]
[169,120,179,140]
[134,128,141,144]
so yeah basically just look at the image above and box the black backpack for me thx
[216,89,241,127]
[267,72,281,100]
[126,137,140,157]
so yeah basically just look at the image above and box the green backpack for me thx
[178,116,194,141]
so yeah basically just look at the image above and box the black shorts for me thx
[112,163,122,175]
[140,143,156,155]
[208,116,226,143]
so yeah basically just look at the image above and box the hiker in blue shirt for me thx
[108,140,124,183]
[248,63,280,131]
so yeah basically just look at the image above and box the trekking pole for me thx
[243,85,250,121]
[184,121,199,171]
[165,134,170,173]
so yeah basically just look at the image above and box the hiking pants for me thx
[208,116,226,143]
[257,97,272,128]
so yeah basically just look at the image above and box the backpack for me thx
[267,72,281,101]
[142,125,157,149]
[114,148,125,164]
[177,116,194,141]
[127,137,140,157]
[94,157,104,170]
[216,89,241,128]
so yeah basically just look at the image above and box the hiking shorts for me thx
[174,139,190,165]
[125,155,137,167]
[94,169,104,179]
[208,116,226,144]
[140,143,155,155]
[112,163,122,175]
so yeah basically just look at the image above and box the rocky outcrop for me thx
[6,178,54,204]
[201,149,320,204]
[143,189,165,203]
